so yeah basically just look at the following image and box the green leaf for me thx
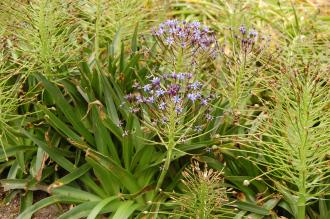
[49,163,91,188]
[35,73,94,145]
[131,24,139,53]
[234,201,270,215]
[57,201,99,219]
[22,130,75,172]
[85,149,140,193]
[39,104,84,146]
[20,191,33,213]
[112,201,140,219]
[0,145,36,162]
[17,196,84,219]
[86,156,120,195]
[87,196,118,219]
[51,186,101,202]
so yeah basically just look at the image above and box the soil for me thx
[0,187,68,219]
[0,188,19,219]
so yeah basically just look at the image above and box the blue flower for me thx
[201,98,208,105]
[165,37,174,45]
[156,88,166,97]
[157,27,164,36]
[239,26,246,35]
[161,116,168,124]
[167,84,180,96]
[177,30,186,38]
[190,81,202,90]
[159,102,166,110]
[165,19,178,27]
[191,21,201,28]
[173,95,181,103]
[152,20,218,65]
[151,77,161,86]
[248,29,258,38]
[170,72,178,79]
[136,95,144,103]
[187,93,199,103]
[206,113,213,121]
[146,96,155,103]
[124,93,134,102]
[175,105,183,113]
[177,73,186,80]
[169,28,176,34]
[143,84,152,92]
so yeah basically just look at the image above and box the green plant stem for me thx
[155,104,176,192]
[176,48,184,72]
[155,143,173,192]
[297,202,306,219]
[297,86,309,219]
[297,153,307,219]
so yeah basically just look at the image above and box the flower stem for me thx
[155,103,176,192]
[155,144,173,192]
[297,203,306,219]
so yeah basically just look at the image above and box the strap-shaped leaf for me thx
[85,149,140,193]
[35,73,94,145]
[17,195,84,219]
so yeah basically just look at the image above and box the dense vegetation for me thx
[0,0,329,218]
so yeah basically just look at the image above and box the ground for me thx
[0,188,68,219]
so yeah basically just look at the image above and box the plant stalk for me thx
[297,203,306,219]
[155,103,176,192]
[155,144,173,192]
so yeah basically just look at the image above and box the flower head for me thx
[187,93,199,103]
[159,102,166,110]
[125,72,215,135]
[156,88,166,97]
[167,84,180,96]
[173,96,182,104]
[232,25,271,54]
[239,26,246,35]
[152,20,218,68]
[143,84,152,92]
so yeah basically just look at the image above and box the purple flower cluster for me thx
[234,25,270,54]
[152,20,218,66]
[125,72,214,130]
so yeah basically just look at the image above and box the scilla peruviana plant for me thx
[169,161,232,219]
[215,25,272,112]
[152,19,218,72]
[1,0,80,80]
[125,72,215,192]
[241,63,330,219]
